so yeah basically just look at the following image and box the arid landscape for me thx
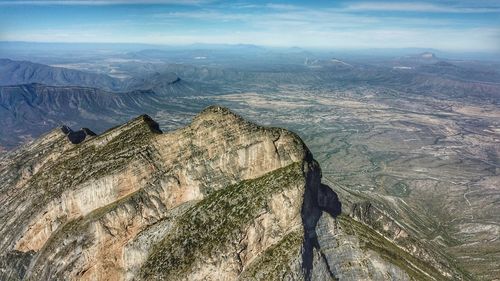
[1,48,498,279]
[0,0,499,279]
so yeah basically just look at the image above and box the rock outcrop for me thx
[61,126,97,144]
[0,106,466,280]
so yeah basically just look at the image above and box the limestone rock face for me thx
[0,106,464,281]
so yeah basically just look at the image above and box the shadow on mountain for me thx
[302,183,342,281]
[61,126,96,144]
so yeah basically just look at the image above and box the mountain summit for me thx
[0,106,468,280]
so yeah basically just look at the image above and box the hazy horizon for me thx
[1,41,499,62]
[0,0,499,54]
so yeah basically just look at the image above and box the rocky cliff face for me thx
[0,106,466,280]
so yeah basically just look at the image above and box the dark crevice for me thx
[319,251,338,280]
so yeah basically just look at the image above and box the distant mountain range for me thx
[0,82,196,151]
[0,49,498,280]
[0,58,182,93]
[0,59,220,151]
[0,56,499,151]
[0,59,122,91]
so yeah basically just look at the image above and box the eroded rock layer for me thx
[0,106,468,281]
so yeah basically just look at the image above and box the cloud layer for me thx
[0,1,498,52]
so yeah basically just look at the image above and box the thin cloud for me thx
[265,3,300,10]
[0,0,208,5]
[153,7,451,29]
[1,0,498,52]
[7,26,498,52]
[345,2,500,13]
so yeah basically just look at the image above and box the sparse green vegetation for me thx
[27,115,159,200]
[140,162,304,280]
[338,214,472,281]
[239,230,303,280]
[385,181,410,197]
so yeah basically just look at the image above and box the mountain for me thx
[0,59,183,94]
[0,106,470,280]
[122,71,185,95]
[0,83,195,151]
[1,56,499,152]
[0,58,122,91]
[416,61,500,83]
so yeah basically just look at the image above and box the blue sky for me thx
[0,0,499,52]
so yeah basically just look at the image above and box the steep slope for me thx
[0,106,470,280]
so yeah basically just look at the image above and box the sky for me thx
[0,0,499,53]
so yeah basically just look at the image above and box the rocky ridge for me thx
[0,106,469,280]
[0,82,196,150]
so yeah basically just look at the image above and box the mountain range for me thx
[0,58,182,92]
[0,52,498,280]
[0,82,197,151]
[0,106,470,280]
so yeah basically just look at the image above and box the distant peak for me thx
[150,72,181,84]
